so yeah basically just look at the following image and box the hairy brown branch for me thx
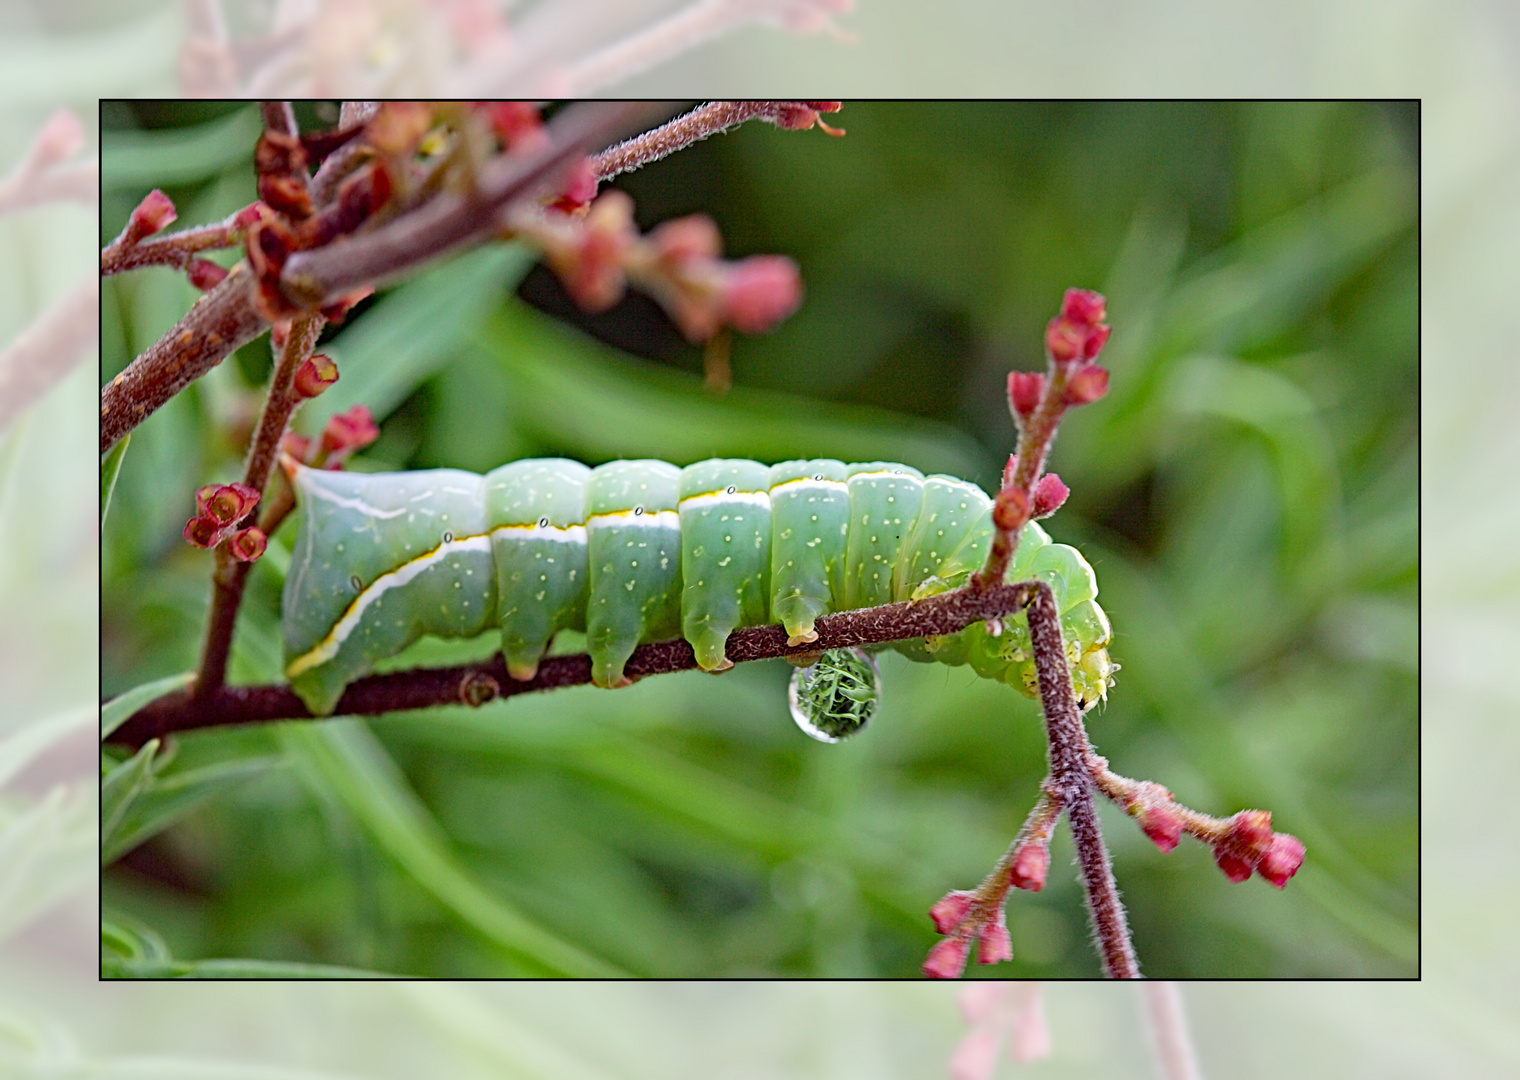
[277,101,666,308]
[100,262,267,453]
[100,209,254,276]
[1025,581,1138,977]
[107,582,1035,748]
[592,101,826,183]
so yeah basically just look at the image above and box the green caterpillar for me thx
[282,458,1116,716]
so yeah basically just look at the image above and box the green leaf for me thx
[0,784,96,942]
[101,106,263,190]
[476,302,985,479]
[103,956,406,979]
[102,755,286,865]
[279,721,626,977]
[100,738,158,851]
[100,432,130,529]
[100,671,193,739]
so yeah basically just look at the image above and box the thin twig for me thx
[107,581,1036,746]
[100,208,255,276]
[592,101,814,183]
[1025,582,1138,978]
[1141,983,1204,1080]
[194,313,326,698]
[0,277,98,433]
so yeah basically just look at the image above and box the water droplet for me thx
[788,648,882,744]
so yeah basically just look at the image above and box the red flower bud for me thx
[293,354,339,398]
[1082,322,1111,360]
[129,189,177,240]
[233,202,271,232]
[922,936,971,979]
[1214,848,1255,883]
[482,102,547,151]
[930,890,975,934]
[720,255,803,335]
[195,482,260,525]
[1007,370,1045,417]
[549,157,598,214]
[320,285,374,325]
[1008,841,1049,892]
[228,526,268,563]
[1045,317,1085,363]
[1230,809,1275,853]
[1257,833,1306,888]
[1060,288,1106,326]
[320,405,380,460]
[187,258,228,291]
[183,515,226,549]
[772,101,844,133]
[1063,364,1110,405]
[1030,473,1069,519]
[1137,803,1183,854]
[976,912,1013,965]
[35,108,85,165]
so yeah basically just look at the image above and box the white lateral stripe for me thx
[848,470,915,482]
[768,477,849,497]
[678,491,771,512]
[490,523,587,542]
[586,509,681,527]
[299,482,411,519]
[287,533,493,677]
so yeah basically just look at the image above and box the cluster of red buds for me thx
[279,404,381,470]
[182,482,265,561]
[516,190,802,342]
[924,891,1013,978]
[1006,288,1113,428]
[1209,810,1306,889]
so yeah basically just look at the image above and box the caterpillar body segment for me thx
[282,457,1116,715]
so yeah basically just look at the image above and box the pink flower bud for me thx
[1030,473,1069,519]
[280,432,312,463]
[651,215,724,263]
[930,890,975,934]
[922,936,971,979]
[553,190,635,311]
[720,255,803,334]
[187,259,228,291]
[1230,809,1275,854]
[772,101,844,133]
[1137,803,1183,854]
[228,526,268,562]
[233,202,271,231]
[1045,317,1084,363]
[183,515,227,549]
[320,405,380,460]
[1008,841,1049,892]
[293,354,339,398]
[1257,833,1306,888]
[1063,364,1110,405]
[1007,370,1045,417]
[976,912,1012,965]
[1213,848,1254,883]
[320,285,374,325]
[130,189,177,239]
[1082,322,1111,360]
[1060,288,1106,326]
[195,482,261,525]
[482,102,547,150]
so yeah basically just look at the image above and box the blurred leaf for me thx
[303,244,536,435]
[476,302,986,477]
[101,105,261,189]
[101,672,192,738]
[100,432,130,529]
[102,754,286,865]
[105,956,405,979]
[101,737,158,844]
[278,721,626,977]
[0,784,95,942]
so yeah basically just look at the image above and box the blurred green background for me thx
[100,100,1416,979]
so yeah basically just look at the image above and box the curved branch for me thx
[106,582,1035,747]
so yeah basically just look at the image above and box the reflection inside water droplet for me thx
[787,647,882,743]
